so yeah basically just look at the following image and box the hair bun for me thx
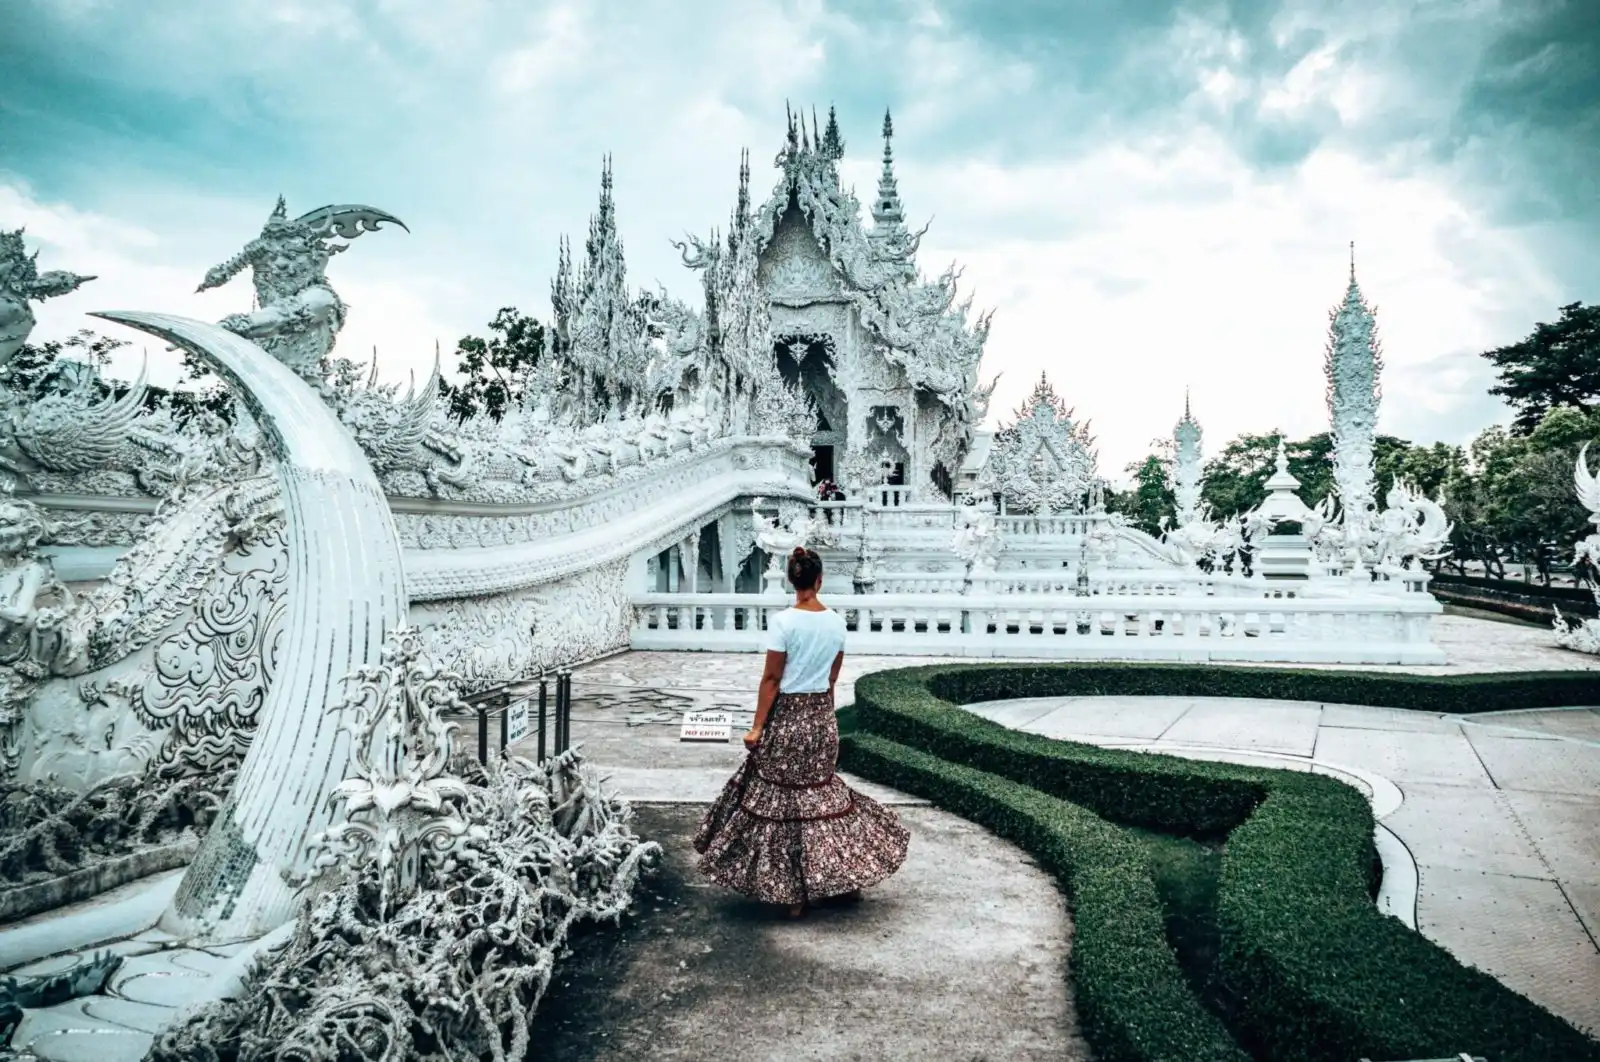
[791,546,807,559]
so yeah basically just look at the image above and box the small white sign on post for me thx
[679,709,733,743]
[506,700,531,745]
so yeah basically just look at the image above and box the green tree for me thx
[1442,406,1600,582]
[440,307,547,422]
[1111,452,1175,536]
[1483,301,1600,434]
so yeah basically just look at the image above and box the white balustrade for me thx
[629,590,1445,664]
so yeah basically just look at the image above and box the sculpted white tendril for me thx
[146,628,660,1062]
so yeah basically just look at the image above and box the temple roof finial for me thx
[1184,385,1191,418]
[883,107,893,141]
[1349,240,1356,284]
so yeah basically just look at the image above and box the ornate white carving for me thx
[150,629,660,1062]
[411,560,631,694]
[1555,445,1600,653]
[952,497,1000,577]
[0,228,95,370]
[297,625,475,898]
[97,311,409,942]
[1172,395,1204,527]
[1322,247,1384,562]
[198,198,408,381]
[975,374,1097,515]
[1372,480,1451,574]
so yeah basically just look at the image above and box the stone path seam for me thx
[1152,700,1196,741]
[1558,880,1600,953]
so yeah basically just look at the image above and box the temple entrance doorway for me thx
[811,444,835,484]
[775,333,846,468]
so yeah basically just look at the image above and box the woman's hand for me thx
[742,728,762,749]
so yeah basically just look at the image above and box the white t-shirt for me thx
[763,606,847,694]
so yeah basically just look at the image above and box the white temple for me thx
[0,111,1462,1049]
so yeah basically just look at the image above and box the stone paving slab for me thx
[1463,708,1600,743]
[1160,699,1323,756]
[1016,697,1194,742]
[1418,864,1600,1035]
[1310,727,1499,788]
[1318,703,1462,733]
[1566,881,1600,947]
[1466,730,1600,794]
[1381,784,1549,878]
[1501,790,1600,885]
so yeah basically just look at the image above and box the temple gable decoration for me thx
[975,373,1098,515]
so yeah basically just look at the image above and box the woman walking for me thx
[693,546,910,918]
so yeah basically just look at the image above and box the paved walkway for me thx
[526,804,1087,1061]
[506,651,1088,1059]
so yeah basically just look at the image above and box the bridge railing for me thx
[628,590,1444,664]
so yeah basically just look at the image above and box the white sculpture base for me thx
[1256,533,1313,580]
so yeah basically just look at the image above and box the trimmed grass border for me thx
[841,663,1600,1062]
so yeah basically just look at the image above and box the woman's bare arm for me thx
[828,650,844,697]
[746,650,786,746]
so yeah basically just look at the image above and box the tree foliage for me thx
[1483,301,1600,435]
[439,307,547,422]
[1108,445,1175,537]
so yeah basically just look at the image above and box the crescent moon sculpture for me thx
[92,310,409,941]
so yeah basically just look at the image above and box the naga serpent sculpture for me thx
[93,310,408,941]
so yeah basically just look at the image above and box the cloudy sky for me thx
[2,0,1594,475]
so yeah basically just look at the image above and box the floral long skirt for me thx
[693,690,910,905]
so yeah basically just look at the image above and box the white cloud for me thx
[902,129,1553,470]
[3,0,1573,479]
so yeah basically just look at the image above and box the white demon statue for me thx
[1555,444,1600,654]
[952,496,1001,578]
[0,228,95,371]
[197,197,407,380]
[751,495,840,594]
[1372,480,1451,574]
[1162,503,1271,573]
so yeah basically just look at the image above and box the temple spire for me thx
[1324,243,1384,556]
[872,108,905,229]
[822,105,843,160]
[1172,393,1204,528]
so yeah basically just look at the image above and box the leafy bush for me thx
[844,664,1600,1062]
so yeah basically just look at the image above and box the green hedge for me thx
[843,664,1600,1062]
[917,661,1600,715]
[843,732,1246,1062]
